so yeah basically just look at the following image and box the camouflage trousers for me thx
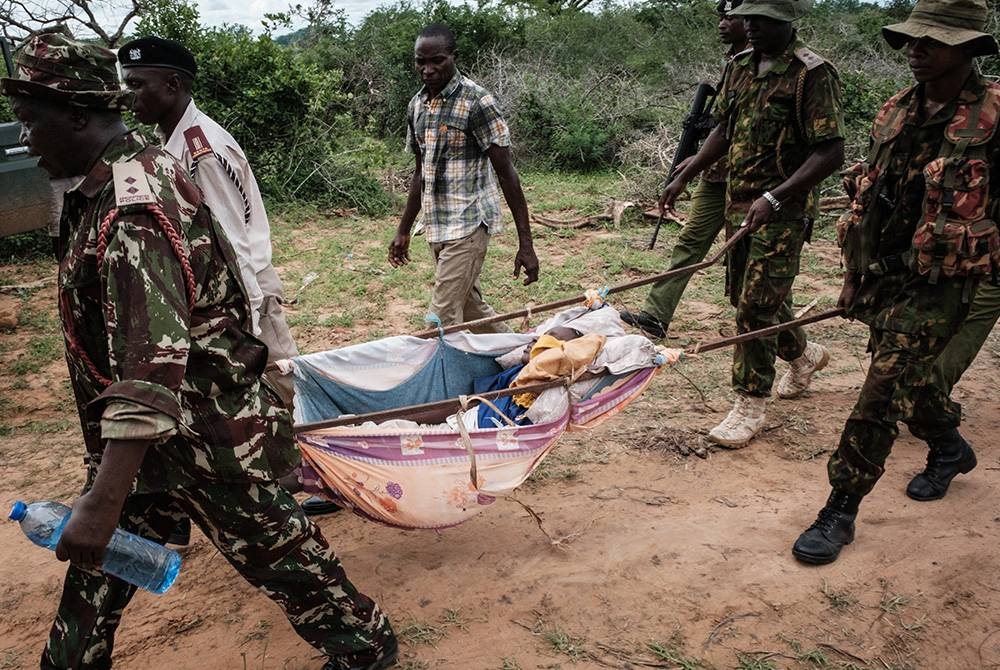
[41,480,395,670]
[828,274,977,497]
[727,214,810,396]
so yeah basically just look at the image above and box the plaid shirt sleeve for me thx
[468,93,511,151]
[405,95,420,154]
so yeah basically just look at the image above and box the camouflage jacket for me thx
[856,74,1000,264]
[715,36,845,216]
[701,46,744,184]
[58,131,297,493]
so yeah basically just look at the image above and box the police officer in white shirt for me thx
[119,37,339,520]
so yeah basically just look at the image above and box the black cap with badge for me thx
[117,36,197,78]
[716,0,745,15]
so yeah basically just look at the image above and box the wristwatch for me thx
[762,191,782,211]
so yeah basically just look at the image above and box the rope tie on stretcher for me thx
[453,378,576,492]
[455,393,514,490]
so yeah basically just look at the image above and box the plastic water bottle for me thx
[8,500,182,595]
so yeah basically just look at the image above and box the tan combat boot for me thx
[707,394,767,448]
[776,341,830,399]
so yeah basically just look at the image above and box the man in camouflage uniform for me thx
[619,0,748,340]
[1,30,397,669]
[793,0,1000,565]
[660,0,845,447]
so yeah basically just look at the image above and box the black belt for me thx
[866,252,910,277]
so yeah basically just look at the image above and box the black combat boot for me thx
[906,428,977,501]
[323,637,398,670]
[792,490,861,565]
[301,495,343,516]
[618,309,667,339]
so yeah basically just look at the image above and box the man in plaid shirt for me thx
[388,23,540,332]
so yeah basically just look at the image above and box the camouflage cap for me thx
[727,0,810,22]
[882,0,998,57]
[716,0,745,16]
[0,28,131,110]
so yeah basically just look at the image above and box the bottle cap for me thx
[9,501,27,521]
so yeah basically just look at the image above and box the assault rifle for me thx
[648,82,718,250]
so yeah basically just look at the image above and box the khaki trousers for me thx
[428,225,511,334]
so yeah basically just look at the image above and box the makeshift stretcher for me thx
[288,305,669,529]
[281,218,844,531]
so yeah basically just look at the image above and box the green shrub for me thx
[134,0,394,212]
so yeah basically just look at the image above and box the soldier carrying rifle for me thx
[622,0,748,341]
[652,0,846,448]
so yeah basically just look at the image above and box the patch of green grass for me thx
[496,659,522,670]
[398,620,446,647]
[19,419,73,434]
[16,304,59,332]
[543,626,586,660]
[735,653,779,670]
[647,640,705,669]
[521,170,624,215]
[821,579,859,612]
[878,579,911,615]
[799,648,830,667]
[439,608,469,631]
[9,334,62,375]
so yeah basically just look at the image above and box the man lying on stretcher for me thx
[406,325,600,428]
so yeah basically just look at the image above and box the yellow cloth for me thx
[512,333,606,407]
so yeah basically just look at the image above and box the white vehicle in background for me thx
[1,36,53,238]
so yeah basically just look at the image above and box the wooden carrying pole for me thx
[411,224,751,338]
[293,379,567,434]
[685,308,845,355]
[292,308,845,434]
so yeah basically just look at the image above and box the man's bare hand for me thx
[672,156,695,176]
[514,245,540,286]
[388,233,411,267]
[741,196,776,233]
[658,177,688,216]
[55,492,119,570]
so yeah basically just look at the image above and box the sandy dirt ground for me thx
[0,231,998,670]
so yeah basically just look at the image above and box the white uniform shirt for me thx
[158,100,274,335]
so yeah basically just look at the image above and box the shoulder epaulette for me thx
[181,125,252,226]
[183,125,214,162]
[793,46,826,71]
[111,161,157,208]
